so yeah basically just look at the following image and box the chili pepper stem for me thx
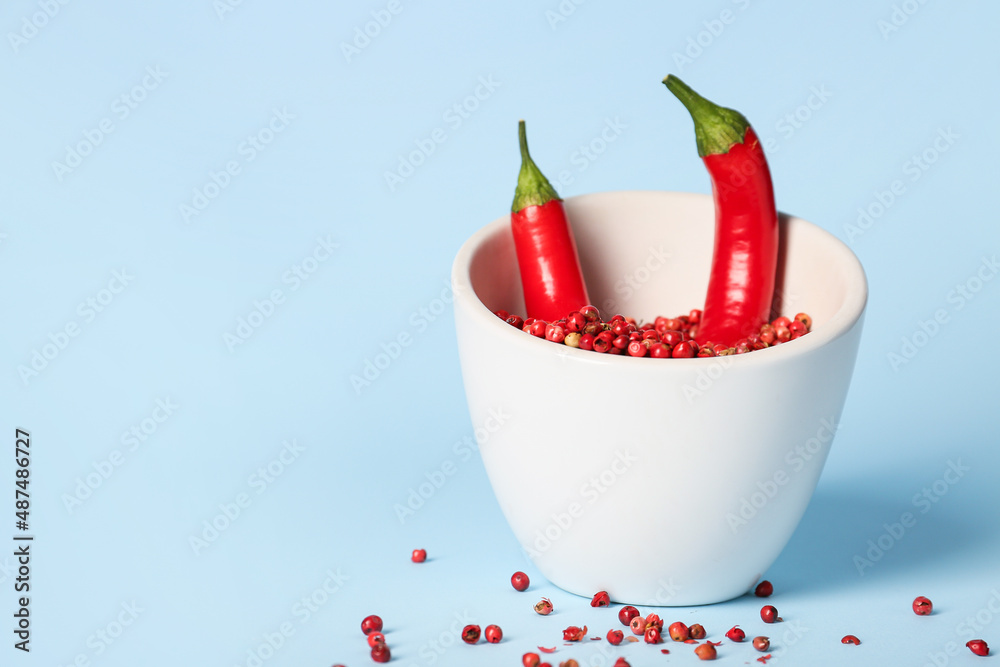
[512,120,561,212]
[663,75,750,157]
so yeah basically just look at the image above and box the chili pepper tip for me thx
[511,120,561,213]
[663,75,750,158]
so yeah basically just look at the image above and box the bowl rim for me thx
[452,190,868,368]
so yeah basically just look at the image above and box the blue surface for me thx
[2,1,998,665]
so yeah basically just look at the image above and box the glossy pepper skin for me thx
[664,75,779,348]
[510,120,590,322]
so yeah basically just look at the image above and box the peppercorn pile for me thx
[493,305,812,358]
[345,573,991,664]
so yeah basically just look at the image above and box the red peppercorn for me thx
[672,341,697,358]
[562,625,587,641]
[644,627,662,644]
[607,629,624,645]
[610,314,626,323]
[642,329,659,341]
[579,305,600,322]
[494,309,510,321]
[912,596,932,615]
[523,652,541,667]
[613,659,631,667]
[566,311,587,332]
[774,326,791,343]
[760,605,779,623]
[629,616,645,635]
[627,340,648,357]
[609,320,630,337]
[645,613,663,631]
[697,345,717,357]
[528,320,547,337]
[668,621,689,642]
[367,632,385,648]
[511,571,530,591]
[689,309,702,324]
[725,626,745,642]
[649,342,671,358]
[484,624,502,643]
[545,323,566,343]
[754,580,773,597]
[841,635,861,645]
[689,623,706,639]
[506,314,525,329]
[411,548,426,563]
[578,333,595,350]
[371,643,391,663]
[534,598,553,615]
[461,624,480,644]
[752,636,770,651]
[759,324,776,345]
[694,642,717,660]
[583,321,603,335]
[618,605,640,626]
[772,316,791,329]
[361,615,383,635]
[967,639,990,656]
[612,334,629,350]
[560,661,579,667]
[788,320,806,339]
[591,591,611,607]
[660,329,684,347]
[794,312,812,329]
[592,331,615,353]
[608,345,623,355]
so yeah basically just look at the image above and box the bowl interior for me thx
[465,190,866,347]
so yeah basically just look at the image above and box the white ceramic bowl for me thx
[452,191,866,606]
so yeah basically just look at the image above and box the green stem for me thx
[663,75,750,157]
[511,120,561,213]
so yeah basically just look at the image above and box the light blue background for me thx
[2,1,998,666]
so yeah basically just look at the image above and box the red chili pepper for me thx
[663,76,779,348]
[511,120,590,322]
